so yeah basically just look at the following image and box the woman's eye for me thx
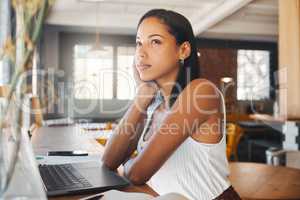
[151,39,161,46]
[136,41,142,47]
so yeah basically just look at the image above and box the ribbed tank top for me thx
[137,89,231,200]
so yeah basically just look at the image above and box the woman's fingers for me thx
[133,61,142,86]
[132,60,159,107]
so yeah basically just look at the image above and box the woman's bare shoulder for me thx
[171,78,220,114]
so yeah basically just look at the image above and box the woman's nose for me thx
[136,45,147,58]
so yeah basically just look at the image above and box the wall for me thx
[198,48,237,113]
[41,26,59,70]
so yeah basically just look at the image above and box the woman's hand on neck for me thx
[135,81,159,107]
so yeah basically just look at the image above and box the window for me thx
[73,45,113,99]
[0,0,12,85]
[117,46,136,100]
[237,50,270,100]
[73,45,135,100]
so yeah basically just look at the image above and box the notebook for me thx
[80,190,190,200]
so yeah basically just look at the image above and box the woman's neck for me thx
[156,67,179,107]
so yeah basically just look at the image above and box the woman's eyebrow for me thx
[148,34,165,38]
[136,34,165,40]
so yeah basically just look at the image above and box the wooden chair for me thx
[226,113,252,123]
[226,123,244,161]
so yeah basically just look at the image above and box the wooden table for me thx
[229,162,300,200]
[32,126,300,200]
[249,114,300,123]
[31,126,158,200]
[249,114,286,123]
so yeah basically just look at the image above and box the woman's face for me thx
[135,17,181,82]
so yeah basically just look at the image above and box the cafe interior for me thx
[0,0,300,199]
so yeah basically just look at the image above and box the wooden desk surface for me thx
[229,162,300,200]
[32,126,300,200]
[48,184,157,200]
[31,126,158,199]
[250,114,300,123]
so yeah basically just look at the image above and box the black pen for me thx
[47,150,88,156]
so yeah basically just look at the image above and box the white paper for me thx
[80,190,153,200]
[80,190,190,200]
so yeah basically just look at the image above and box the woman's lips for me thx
[137,64,151,71]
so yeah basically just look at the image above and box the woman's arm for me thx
[123,79,221,185]
[102,82,158,170]
[101,100,145,170]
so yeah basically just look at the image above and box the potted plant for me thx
[0,0,55,198]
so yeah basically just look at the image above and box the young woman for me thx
[102,9,241,200]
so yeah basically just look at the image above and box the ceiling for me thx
[46,0,278,41]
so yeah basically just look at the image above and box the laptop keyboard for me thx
[39,164,92,191]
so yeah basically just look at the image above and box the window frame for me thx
[0,0,12,85]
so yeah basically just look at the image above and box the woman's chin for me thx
[140,75,155,82]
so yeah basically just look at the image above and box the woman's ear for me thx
[179,41,191,60]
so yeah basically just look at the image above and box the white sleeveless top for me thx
[137,89,231,200]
